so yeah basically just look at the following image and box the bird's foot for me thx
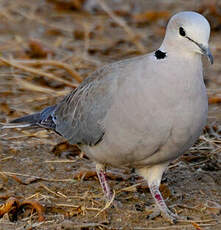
[146,204,178,224]
[161,209,179,224]
[162,208,191,224]
[146,206,161,220]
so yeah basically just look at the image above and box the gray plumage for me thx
[3,11,213,222]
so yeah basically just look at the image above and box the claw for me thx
[146,204,178,224]
[161,211,178,224]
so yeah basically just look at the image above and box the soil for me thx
[0,0,220,229]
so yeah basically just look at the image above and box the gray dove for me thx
[1,11,213,223]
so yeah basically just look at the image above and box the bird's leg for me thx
[96,163,113,201]
[137,164,178,223]
[149,181,178,223]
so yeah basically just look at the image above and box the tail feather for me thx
[0,122,34,129]
[1,105,56,131]
[10,113,41,124]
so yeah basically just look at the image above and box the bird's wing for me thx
[53,64,118,146]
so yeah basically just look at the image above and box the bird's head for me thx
[162,11,213,64]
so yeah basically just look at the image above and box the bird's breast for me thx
[85,59,208,167]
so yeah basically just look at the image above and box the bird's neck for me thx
[159,42,202,69]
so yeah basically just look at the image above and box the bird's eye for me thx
[179,27,186,36]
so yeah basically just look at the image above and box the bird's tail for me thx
[0,105,56,130]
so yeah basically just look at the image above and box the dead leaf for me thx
[73,170,97,180]
[47,0,86,11]
[20,200,45,222]
[0,102,15,116]
[10,175,25,185]
[51,142,83,159]
[0,197,45,222]
[191,221,202,230]
[8,174,41,185]
[208,96,221,104]
[66,206,83,217]
[27,39,54,59]
[0,197,19,218]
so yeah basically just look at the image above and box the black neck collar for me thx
[154,50,167,59]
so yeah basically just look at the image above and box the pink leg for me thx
[96,164,113,201]
[149,182,177,223]
[137,164,178,223]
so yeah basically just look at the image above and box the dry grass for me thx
[0,0,221,229]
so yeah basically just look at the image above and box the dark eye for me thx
[179,27,186,36]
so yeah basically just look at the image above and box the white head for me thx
[161,11,213,64]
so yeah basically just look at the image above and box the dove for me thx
[1,11,213,223]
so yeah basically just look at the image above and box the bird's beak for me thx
[186,37,214,64]
[199,44,214,64]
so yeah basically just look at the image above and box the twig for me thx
[95,190,115,217]
[117,182,143,193]
[40,183,67,198]
[44,160,77,163]
[55,203,100,211]
[15,78,61,95]
[0,156,14,162]
[177,204,200,211]
[25,193,41,200]
[0,171,75,183]
[177,219,217,224]
[132,223,218,229]
[97,0,146,53]
[14,59,83,83]
[60,222,106,229]
[0,57,77,88]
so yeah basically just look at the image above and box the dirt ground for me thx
[0,0,221,229]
